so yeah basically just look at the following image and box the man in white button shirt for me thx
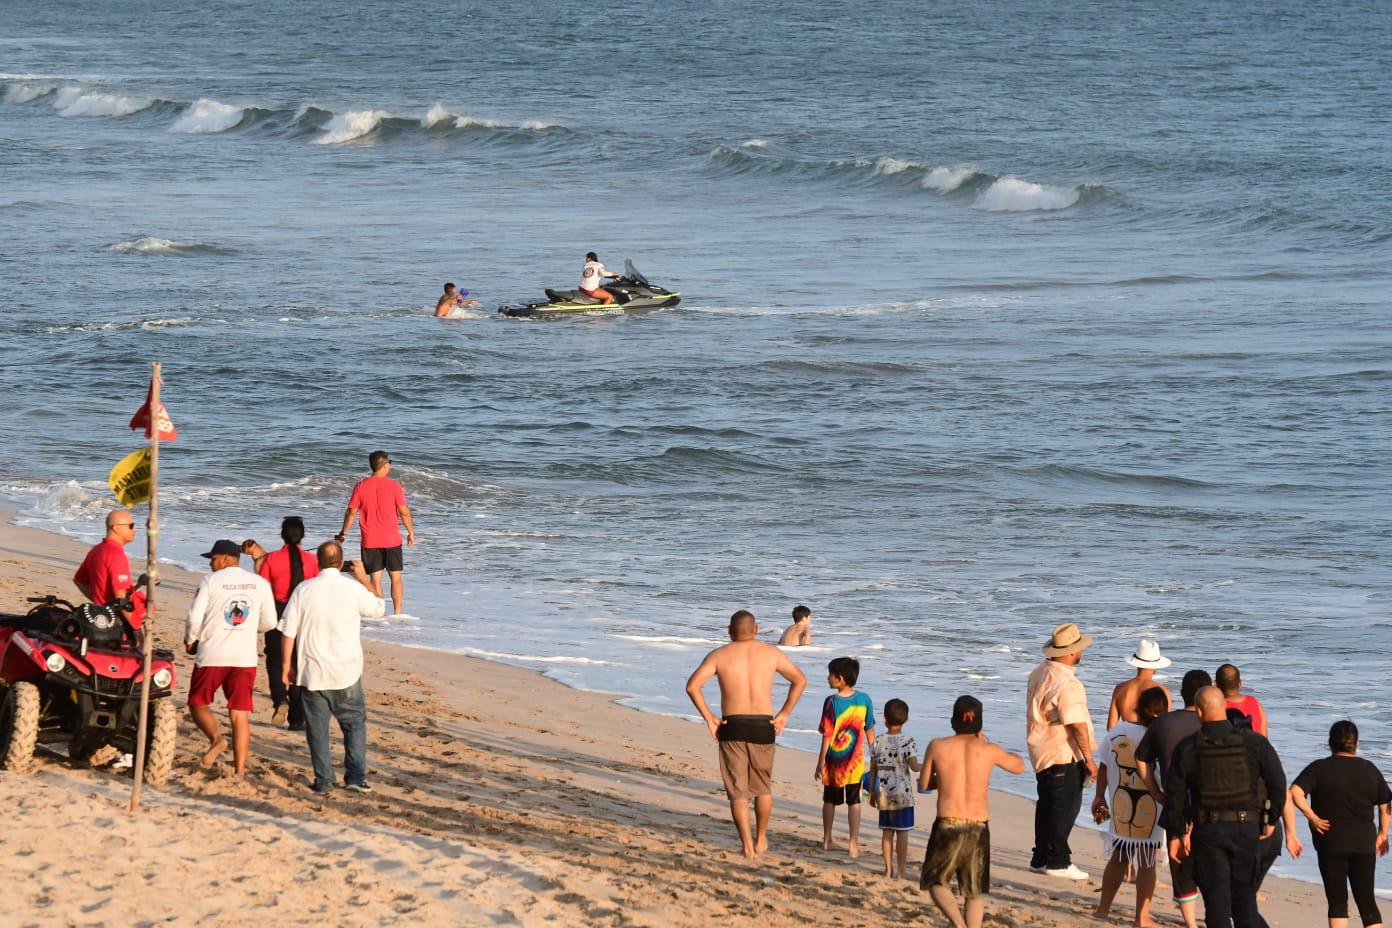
[278,540,386,794]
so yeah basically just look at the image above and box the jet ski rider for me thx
[580,251,620,304]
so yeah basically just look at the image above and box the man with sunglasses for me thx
[73,508,141,631]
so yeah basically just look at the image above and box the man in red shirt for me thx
[73,509,140,629]
[336,451,415,615]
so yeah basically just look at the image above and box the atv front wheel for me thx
[0,682,41,773]
[142,697,178,787]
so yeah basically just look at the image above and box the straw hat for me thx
[1042,622,1094,657]
[1126,638,1171,669]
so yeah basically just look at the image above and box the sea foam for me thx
[169,98,246,133]
[973,176,1080,212]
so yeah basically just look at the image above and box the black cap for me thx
[201,539,242,559]
[951,695,983,735]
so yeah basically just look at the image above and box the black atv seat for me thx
[0,608,64,635]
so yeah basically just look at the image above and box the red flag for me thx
[129,384,177,441]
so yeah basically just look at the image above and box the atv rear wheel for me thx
[0,682,41,773]
[142,697,178,787]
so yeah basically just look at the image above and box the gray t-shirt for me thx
[1135,709,1201,788]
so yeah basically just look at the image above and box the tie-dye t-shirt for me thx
[819,691,876,787]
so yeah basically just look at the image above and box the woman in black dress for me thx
[1290,720,1391,928]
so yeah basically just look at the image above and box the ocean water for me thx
[3,0,1390,884]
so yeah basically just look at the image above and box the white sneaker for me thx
[1044,864,1089,880]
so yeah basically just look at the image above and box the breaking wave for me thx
[972,176,1088,212]
[705,143,1094,211]
[312,109,391,144]
[107,236,230,256]
[50,86,157,117]
[169,98,254,133]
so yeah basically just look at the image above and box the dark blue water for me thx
[3,0,1390,884]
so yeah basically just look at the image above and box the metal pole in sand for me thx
[130,361,161,813]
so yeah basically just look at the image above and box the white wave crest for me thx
[519,119,555,131]
[169,98,245,133]
[923,165,977,193]
[873,157,923,176]
[4,82,58,104]
[453,115,505,129]
[422,102,451,128]
[51,86,154,117]
[973,176,1080,212]
[740,138,768,148]
[108,236,210,256]
[313,109,388,144]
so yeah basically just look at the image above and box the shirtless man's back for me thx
[918,697,1024,928]
[686,610,806,858]
[777,605,812,647]
[1107,640,1173,728]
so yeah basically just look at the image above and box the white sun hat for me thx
[1126,638,1171,669]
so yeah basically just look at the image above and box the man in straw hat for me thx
[1026,622,1098,880]
[1107,638,1173,729]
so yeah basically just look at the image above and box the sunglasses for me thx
[113,522,136,529]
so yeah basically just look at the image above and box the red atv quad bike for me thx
[0,588,178,784]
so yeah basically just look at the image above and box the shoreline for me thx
[0,510,1326,926]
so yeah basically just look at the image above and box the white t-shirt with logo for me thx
[278,568,386,692]
[183,566,277,668]
[580,260,610,292]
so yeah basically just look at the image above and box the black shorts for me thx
[823,784,861,806]
[361,545,403,573]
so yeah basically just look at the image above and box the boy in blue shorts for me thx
[870,698,923,878]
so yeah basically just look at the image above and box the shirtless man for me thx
[777,604,812,647]
[919,696,1025,928]
[1107,639,1173,729]
[686,610,808,858]
[434,282,478,317]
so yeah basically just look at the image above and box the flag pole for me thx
[130,361,161,812]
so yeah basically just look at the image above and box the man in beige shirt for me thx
[1025,622,1098,880]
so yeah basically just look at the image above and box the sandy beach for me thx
[0,512,1326,927]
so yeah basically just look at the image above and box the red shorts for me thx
[188,665,256,712]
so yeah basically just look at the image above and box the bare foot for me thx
[822,837,833,851]
[741,844,757,860]
[882,867,893,878]
[199,737,227,769]
[1092,908,1111,920]
[755,835,768,855]
[848,843,859,859]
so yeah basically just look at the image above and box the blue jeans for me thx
[301,679,367,791]
[1031,760,1084,870]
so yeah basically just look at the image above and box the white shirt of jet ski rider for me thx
[579,251,618,303]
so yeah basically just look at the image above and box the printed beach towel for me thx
[1097,720,1162,875]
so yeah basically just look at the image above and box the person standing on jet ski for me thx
[580,251,621,304]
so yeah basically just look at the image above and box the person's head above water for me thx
[585,251,598,262]
[443,282,456,294]
[728,609,757,640]
[368,450,391,473]
[1195,686,1230,722]
[792,604,811,623]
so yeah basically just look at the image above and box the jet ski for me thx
[498,260,680,318]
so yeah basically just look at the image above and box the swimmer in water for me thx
[434,282,478,317]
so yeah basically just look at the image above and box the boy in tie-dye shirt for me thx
[816,656,876,858]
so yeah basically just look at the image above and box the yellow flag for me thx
[109,447,153,507]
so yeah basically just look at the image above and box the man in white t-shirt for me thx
[278,540,386,794]
[579,250,619,304]
[183,539,277,778]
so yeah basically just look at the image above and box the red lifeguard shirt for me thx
[257,545,320,603]
[1226,694,1267,733]
[347,476,407,549]
[73,538,142,629]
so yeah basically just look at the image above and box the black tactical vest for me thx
[1195,729,1258,811]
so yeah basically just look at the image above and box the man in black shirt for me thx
[1162,686,1286,928]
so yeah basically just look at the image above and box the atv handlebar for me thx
[27,594,77,610]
